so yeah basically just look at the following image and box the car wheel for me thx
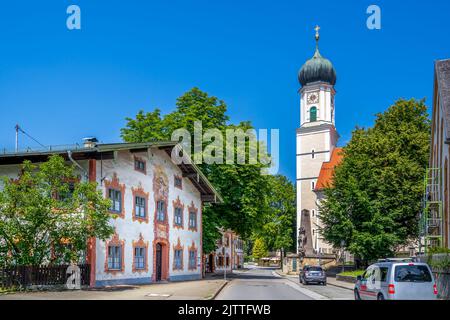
[323,281,327,286]
[377,294,384,300]
[354,289,361,300]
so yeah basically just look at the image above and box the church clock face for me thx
[307,92,319,104]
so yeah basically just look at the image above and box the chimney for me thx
[82,137,98,148]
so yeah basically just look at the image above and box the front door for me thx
[156,243,162,281]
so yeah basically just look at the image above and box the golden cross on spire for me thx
[314,25,320,41]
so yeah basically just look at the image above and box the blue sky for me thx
[0,0,449,181]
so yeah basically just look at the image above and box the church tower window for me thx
[310,107,317,122]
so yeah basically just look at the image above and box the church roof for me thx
[435,59,450,141]
[298,49,337,87]
[315,147,344,191]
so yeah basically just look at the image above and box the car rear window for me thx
[307,266,322,272]
[394,265,432,282]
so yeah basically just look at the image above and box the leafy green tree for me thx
[252,237,268,260]
[121,87,270,252]
[259,175,296,256]
[0,155,114,266]
[319,99,430,266]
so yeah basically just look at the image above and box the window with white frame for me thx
[108,189,122,213]
[174,249,183,270]
[135,196,146,218]
[189,250,196,270]
[189,211,197,230]
[174,207,183,227]
[134,247,146,270]
[108,245,122,270]
[157,200,166,222]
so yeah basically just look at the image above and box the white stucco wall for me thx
[95,148,202,285]
[0,147,204,286]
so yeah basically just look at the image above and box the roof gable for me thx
[314,147,343,191]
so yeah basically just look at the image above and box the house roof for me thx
[0,141,222,203]
[435,59,450,142]
[314,147,343,191]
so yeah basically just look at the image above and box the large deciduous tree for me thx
[319,99,430,265]
[0,155,114,266]
[258,175,296,256]
[121,88,271,253]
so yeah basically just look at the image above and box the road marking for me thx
[273,272,329,300]
[284,280,329,300]
[271,271,282,278]
[146,293,171,297]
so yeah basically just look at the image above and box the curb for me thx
[208,280,230,300]
[326,281,353,291]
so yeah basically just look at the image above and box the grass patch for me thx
[337,270,364,278]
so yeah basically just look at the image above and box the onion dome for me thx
[298,26,337,87]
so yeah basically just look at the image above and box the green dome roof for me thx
[298,48,336,86]
[298,26,337,87]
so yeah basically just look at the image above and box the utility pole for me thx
[15,124,19,152]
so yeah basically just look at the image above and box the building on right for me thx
[426,58,450,250]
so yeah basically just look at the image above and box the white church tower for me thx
[296,26,338,255]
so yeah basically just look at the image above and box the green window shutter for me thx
[310,107,317,122]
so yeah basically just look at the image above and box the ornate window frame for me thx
[104,232,125,274]
[132,183,149,223]
[105,173,125,219]
[132,233,149,273]
[172,196,184,229]
[172,237,184,271]
[188,241,198,271]
[187,201,198,232]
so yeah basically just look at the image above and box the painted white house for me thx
[0,139,221,287]
[205,229,244,273]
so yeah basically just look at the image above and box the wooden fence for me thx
[0,264,90,290]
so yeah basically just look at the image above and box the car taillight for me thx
[388,284,395,294]
[433,284,438,295]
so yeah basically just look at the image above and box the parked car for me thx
[354,258,438,300]
[299,265,326,285]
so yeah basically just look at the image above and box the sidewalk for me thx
[326,277,354,291]
[0,278,228,300]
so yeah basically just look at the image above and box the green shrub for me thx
[337,270,365,278]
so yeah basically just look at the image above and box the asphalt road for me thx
[215,267,353,300]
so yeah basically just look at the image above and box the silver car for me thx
[354,258,438,300]
[299,265,327,285]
